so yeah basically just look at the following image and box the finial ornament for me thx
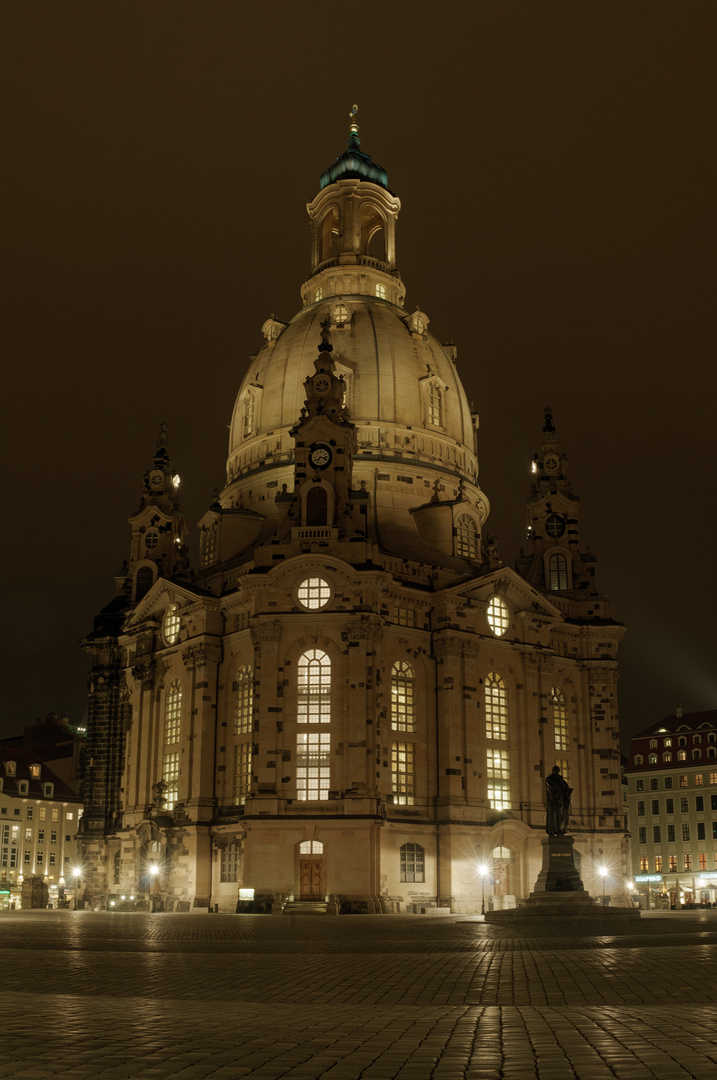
[543,406,555,434]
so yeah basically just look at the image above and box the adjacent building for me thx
[79,122,628,913]
[625,708,717,907]
[0,748,84,909]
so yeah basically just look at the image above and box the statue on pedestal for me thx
[545,765,572,835]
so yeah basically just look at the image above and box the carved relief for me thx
[250,621,283,645]
[182,643,223,670]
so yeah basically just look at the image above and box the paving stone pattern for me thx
[2,911,717,1079]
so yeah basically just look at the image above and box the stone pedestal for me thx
[533,835,585,895]
[485,834,640,921]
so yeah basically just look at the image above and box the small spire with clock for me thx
[516,408,599,599]
[284,324,364,538]
[123,424,191,600]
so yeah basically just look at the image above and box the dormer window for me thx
[664,737,672,747]
[649,753,658,764]
[18,780,28,795]
[4,761,16,777]
[331,302,350,327]
[649,740,658,749]
[406,308,429,336]
[30,764,41,778]
[455,514,479,559]
[634,755,644,765]
[43,783,54,798]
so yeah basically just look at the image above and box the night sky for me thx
[3,3,716,749]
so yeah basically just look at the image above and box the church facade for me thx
[79,123,627,913]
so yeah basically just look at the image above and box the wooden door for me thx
[300,859,323,900]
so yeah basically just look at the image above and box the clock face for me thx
[309,444,332,469]
[149,470,164,488]
[544,454,560,474]
[545,514,565,538]
[313,375,330,394]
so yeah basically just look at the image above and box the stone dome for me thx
[219,132,490,560]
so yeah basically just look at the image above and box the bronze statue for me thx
[545,765,572,835]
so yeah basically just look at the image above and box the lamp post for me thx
[73,866,82,910]
[149,861,159,912]
[478,863,489,917]
[599,865,608,906]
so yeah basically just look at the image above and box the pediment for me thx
[122,578,209,631]
[449,566,563,621]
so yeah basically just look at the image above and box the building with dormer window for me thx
[79,119,627,914]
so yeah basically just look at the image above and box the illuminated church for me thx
[80,118,627,913]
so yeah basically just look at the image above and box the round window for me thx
[545,514,565,539]
[487,596,509,637]
[144,528,160,550]
[297,577,331,610]
[163,604,181,645]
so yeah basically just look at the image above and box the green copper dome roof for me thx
[319,130,388,190]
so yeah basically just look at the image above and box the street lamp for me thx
[477,863,490,917]
[599,865,609,906]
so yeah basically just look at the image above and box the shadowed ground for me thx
[2,910,717,1079]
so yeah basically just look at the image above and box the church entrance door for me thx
[300,859,323,900]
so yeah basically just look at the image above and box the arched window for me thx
[165,681,182,743]
[649,740,658,749]
[297,650,331,801]
[663,752,672,762]
[400,843,425,882]
[548,553,569,591]
[297,651,331,724]
[693,748,702,759]
[375,283,386,299]
[234,665,253,736]
[113,850,120,885]
[648,753,658,764]
[391,661,415,732]
[163,680,182,809]
[243,393,256,438]
[306,486,328,526]
[678,750,687,761]
[299,840,324,854]
[163,604,181,646]
[485,673,507,740]
[634,755,644,765]
[455,514,479,559]
[551,687,568,751]
[220,841,239,882]
[135,566,154,601]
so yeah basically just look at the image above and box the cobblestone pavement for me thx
[3,911,717,1080]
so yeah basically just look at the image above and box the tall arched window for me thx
[455,514,478,559]
[306,486,328,526]
[551,687,568,751]
[391,661,415,732]
[135,566,154,601]
[548,553,569,591]
[485,673,507,740]
[297,650,331,800]
[163,679,182,809]
[165,681,182,743]
[234,665,253,736]
[297,651,331,724]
